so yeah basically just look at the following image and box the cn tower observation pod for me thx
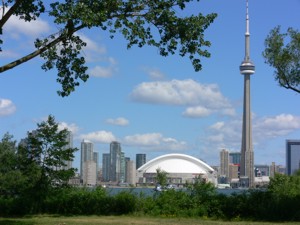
[136,153,217,186]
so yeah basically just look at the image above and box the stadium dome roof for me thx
[137,153,214,174]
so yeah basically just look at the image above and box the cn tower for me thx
[239,0,255,188]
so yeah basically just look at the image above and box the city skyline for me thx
[1,1,300,169]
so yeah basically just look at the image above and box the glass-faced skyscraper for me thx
[110,141,122,182]
[136,153,146,169]
[286,140,300,175]
[102,153,110,182]
[239,0,255,187]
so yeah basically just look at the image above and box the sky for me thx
[1,0,300,170]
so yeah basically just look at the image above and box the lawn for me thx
[1,216,300,225]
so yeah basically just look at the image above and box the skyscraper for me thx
[63,131,73,170]
[220,149,229,178]
[136,153,146,169]
[110,141,122,182]
[81,139,97,185]
[229,152,241,165]
[102,153,110,182]
[239,0,255,187]
[286,140,300,175]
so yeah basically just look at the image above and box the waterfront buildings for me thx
[229,152,241,165]
[136,153,146,169]
[220,149,229,178]
[109,141,122,182]
[239,0,255,187]
[63,131,73,170]
[80,139,98,185]
[286,139,300,175]
[102,153,110,182]
[101,141,137,184]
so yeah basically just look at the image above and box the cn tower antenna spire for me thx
[239,0,255,188]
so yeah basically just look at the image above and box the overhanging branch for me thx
[0,24,85,73]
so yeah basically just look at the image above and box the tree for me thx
[0,1,217,97]
[17,115,78,210]
[156,168,168,187]
[263,26,300,94]
[268,173,300,198]
[0,133,27,198]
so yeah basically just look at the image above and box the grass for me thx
[1,216,300,225]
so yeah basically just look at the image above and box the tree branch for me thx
[0,24,85,73]
[0,0,23,29]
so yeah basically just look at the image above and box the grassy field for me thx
[1,216,300,225]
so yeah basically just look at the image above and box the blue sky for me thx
[1,0,300,170]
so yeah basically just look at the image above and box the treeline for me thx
[0,179,300,221]
[1,116,300,221]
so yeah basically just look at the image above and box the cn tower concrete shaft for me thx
[239,0,255,188]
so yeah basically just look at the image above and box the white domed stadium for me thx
[136,153,217,186]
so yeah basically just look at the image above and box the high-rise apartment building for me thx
[220,149,229,178]
[229,164,239,181]
[93,151,99,183]
[286,140,300,175]
[269,162,276,178]
[120,152,126,183]
[136,153,146,169]
[126,160,136,185]
[229,152,241,165]
[81,140,97,185]
[110,141,122,182]
[63,131,73,170]
[102,153,110,182]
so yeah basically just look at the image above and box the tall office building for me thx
[229,152,241,164]
[63,131,73,170]
[220,149,229,178]
[81,139,97,185]
[110,141,122,182]
[286,140,300,175]
[120,152,126,183]
[269,162,276,178]
[102,153,110,182]
[136,153,146,169]
[239,0,255,187]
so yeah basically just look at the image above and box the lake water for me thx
[105,187,248,196]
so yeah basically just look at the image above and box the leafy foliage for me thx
[155,168,168,187]
[263,26,300,93]
[0,0,217,96]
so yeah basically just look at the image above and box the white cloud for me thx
[106,117,129,126]
[80,131,117,143]
[89,57,118,78]
[123,132,188,151]
[89,65,114,78]
[142,67,165,80]
[210,121,225,130]
[124,133,162,146]
[131,79,229,106]
[183,106,212,118]
[0,50,20,59]
[5,14,50,38]
[199,113,300,161]
[79,33,106,55]
[0,98,16,116]
[130,79,235,118]
[254,114,300,140]
[58,122,79,134]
